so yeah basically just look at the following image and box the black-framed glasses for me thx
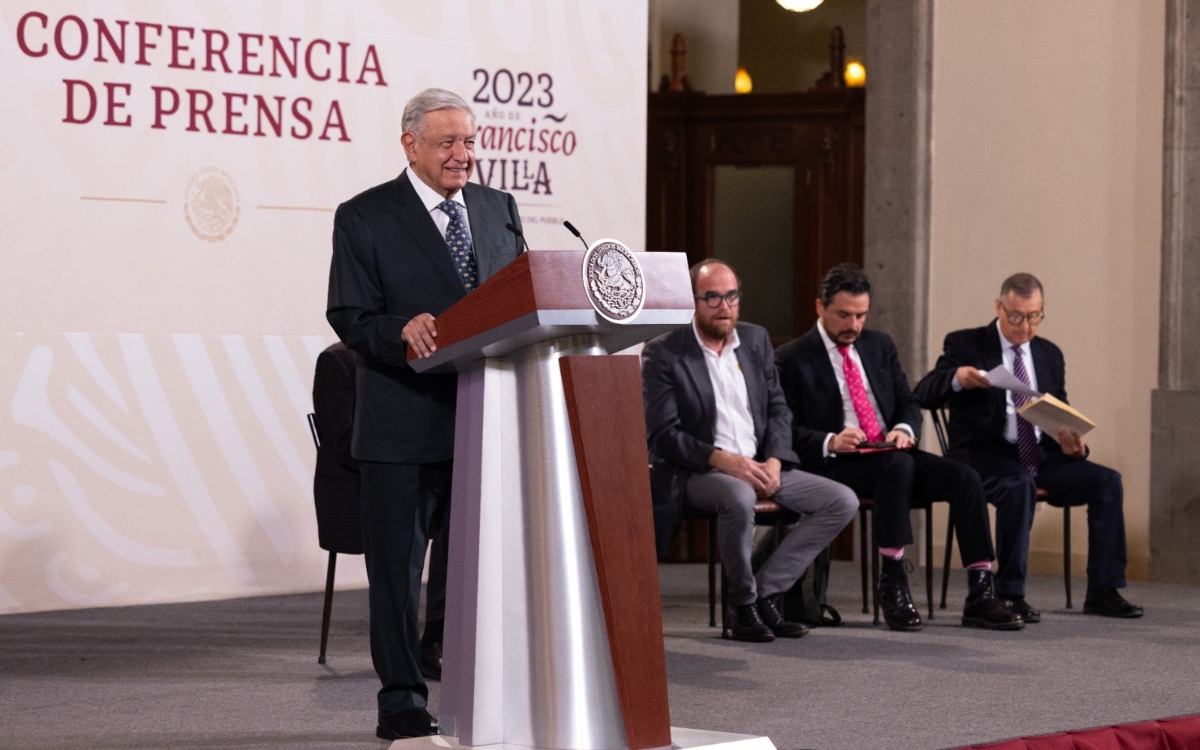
[999,302,1044,326]
[694,290,742,308]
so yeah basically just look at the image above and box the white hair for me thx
[401,88,474,135]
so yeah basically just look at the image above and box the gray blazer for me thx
[326,171,523,463]
[641,322,800,556]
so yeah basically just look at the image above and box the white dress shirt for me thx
[997,322,1041,444]
[817,323,912,457]
[407,167,472,243]
[692,321,758,458]
[950,320,1042,444]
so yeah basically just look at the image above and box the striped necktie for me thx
[437,199,478,292]
[1011,347,1040,477]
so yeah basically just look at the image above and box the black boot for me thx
[728,602,774,642]
[756,595,809,638]
[963,570,1025,630]
[877,557,922,632]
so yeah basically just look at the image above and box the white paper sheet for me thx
[981,365,1042,398]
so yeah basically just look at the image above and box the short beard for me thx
[696,315,735,342]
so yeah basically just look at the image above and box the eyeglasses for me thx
[694,290,742,308]
[999,302,1044,326]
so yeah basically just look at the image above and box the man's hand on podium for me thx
[403,313,439,359]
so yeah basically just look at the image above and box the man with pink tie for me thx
[776,264,1021,632]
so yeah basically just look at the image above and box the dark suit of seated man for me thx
[914,272,1142,620]
[642,259,858,643]
[775,264,1021,632]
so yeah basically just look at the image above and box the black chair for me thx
[930,407,1073,610]
[307,411,364,664]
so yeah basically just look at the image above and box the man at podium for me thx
[326,88,525,740]
[642,259,859,642]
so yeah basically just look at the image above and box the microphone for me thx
[506,222,530,254]
[563,220,589,251]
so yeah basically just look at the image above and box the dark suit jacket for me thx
[913,321,1076,463]
[775,326,923,468]
[326,171,522,463]
[312,342,363,554]
[641,322,800,556]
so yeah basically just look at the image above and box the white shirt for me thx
[817,323,912,457]
[692,321,758,458]
[406,167,472,244]
[997,321,1041,444]
[949,320,1042,444]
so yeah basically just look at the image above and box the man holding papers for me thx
[915,273,1142,620]
[776,264,1021,632]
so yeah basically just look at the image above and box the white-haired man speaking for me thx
[326,88,525,741]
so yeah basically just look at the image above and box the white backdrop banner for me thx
[0,1,648,613]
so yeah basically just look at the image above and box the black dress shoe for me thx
[1083,589,1144,618]
[377,707,438,740]
[878,558,922,632]
[420,641,442,681]
[756,595,809,638]
[962,570,1024,630]
[1001,597,1041,624]
[727,602,775,642]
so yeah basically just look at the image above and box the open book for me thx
[1017,393,1096,439]
[981,365,1097,440]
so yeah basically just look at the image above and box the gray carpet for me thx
[1,560,1198,750]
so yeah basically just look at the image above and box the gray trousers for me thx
[686,468,858,606]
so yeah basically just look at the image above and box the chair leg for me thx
[318,551,337,665]
[940,507,955,610]
[1063,504,1073,609]
[926,506,935,620]
[871,539,880,625]
[859,506,870,614]
[707,518,717,627]
[720,561,730,639]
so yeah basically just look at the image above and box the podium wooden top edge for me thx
[407,250,694,373]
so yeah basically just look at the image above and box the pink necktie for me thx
[837,345,884,442]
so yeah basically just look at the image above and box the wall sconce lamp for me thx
[844,61,866,87]
[735,67,753,94]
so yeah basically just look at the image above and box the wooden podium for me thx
[404,250,775,750]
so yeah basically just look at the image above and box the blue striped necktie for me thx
[437,199,478,292]
[1011,347,1040,477]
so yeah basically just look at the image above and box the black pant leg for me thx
[421,501,450,649]
[1035,453,1127,593]
[962,447,1037,598]
[909,450,994,567]
[361,459,453,719]
[825,450,916,549]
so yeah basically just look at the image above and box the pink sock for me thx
[967,560,992,571]
[879,547,904,560]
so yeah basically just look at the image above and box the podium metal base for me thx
[384,728,776,750]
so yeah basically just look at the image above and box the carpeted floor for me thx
[2,560,1198,750]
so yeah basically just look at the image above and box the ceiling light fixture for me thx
[776,0,824,11]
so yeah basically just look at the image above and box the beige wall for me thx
[927,0,1164,580]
